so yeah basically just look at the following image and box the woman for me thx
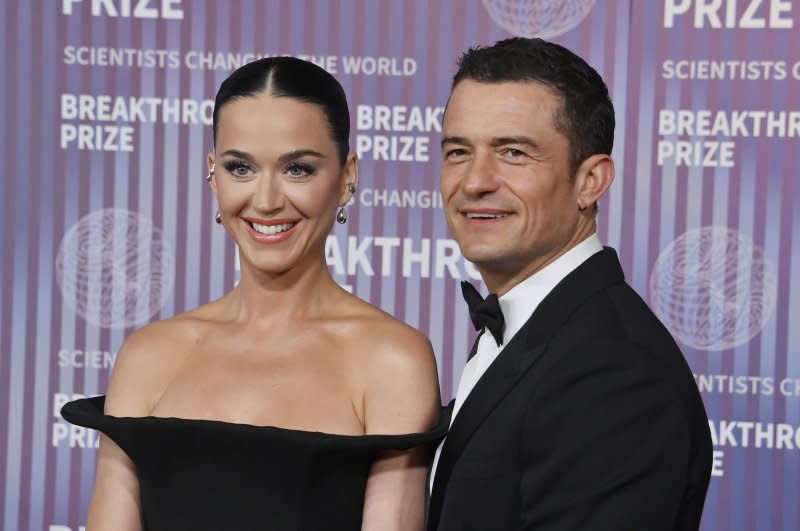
[62,56,444,531]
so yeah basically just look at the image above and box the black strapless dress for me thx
[62,396,447,531]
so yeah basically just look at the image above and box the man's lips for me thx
[459,209,510,220]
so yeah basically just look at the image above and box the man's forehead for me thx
[446,80,559,117]
[448,78,561,101]
[443,80,562,140]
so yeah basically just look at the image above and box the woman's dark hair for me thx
[453,37,614,178]
[213,56,350,165]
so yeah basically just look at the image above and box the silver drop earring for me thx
[215,211,222,224]
[336,182,356,224]
[336,206,348,224]
[206,163,215,182]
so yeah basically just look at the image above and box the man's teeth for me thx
[251,221,294,235]
[466,213,506,219]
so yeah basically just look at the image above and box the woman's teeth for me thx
[251,221,294,235]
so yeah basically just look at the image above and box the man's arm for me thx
[518,337,693,531]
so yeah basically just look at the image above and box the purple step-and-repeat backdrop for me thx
[1,1,798,529]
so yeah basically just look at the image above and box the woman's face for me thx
[209,92,357,276]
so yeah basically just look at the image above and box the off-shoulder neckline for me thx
[62,395,449,444]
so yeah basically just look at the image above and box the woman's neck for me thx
[225,256,342,325]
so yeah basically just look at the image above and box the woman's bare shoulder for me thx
[339,297,441,433]
[342,296,434,360]
[104,303,222,416]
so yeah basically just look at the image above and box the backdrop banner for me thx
[1,1,797,530]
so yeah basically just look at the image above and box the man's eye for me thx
[446,149,468,159]
[505,148,526,158]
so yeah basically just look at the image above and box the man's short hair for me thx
[452,37,615,177]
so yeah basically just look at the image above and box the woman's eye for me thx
[223,161,253,177]
[285,163,313,178]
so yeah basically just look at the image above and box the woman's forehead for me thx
[215,94,336,154]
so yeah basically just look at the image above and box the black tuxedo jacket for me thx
[428,248,712,531]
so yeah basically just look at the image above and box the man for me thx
[428,37,712,530]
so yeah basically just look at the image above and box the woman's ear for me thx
[339,153,360,206]
[207,153,217,196]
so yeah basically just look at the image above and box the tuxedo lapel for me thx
[426,248,625,531]
[427,324,545,531]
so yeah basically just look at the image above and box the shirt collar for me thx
[498,234,603,344]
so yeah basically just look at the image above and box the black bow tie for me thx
[461,281,505,347]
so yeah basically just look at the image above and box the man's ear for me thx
[339,153,360,206]
[574,154,614,211]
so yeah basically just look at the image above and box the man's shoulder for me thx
[536,278,694,389]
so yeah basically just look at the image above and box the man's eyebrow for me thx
[441,135,541,150]
[489,136,540,150]
[441,136,469,149]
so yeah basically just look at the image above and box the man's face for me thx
[440,80,585,292]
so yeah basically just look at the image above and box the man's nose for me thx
[461,152,499,196]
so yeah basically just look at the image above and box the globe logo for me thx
[55,208,175,329]
[481,0,596,39]
[649,226,777,351]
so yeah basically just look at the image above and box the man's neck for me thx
[481,225,599,296]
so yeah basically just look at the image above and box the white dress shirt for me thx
[430,234,604,491]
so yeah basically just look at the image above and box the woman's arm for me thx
[86,323,181,531]
[86,434,142,531]
[361,327,441,531]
